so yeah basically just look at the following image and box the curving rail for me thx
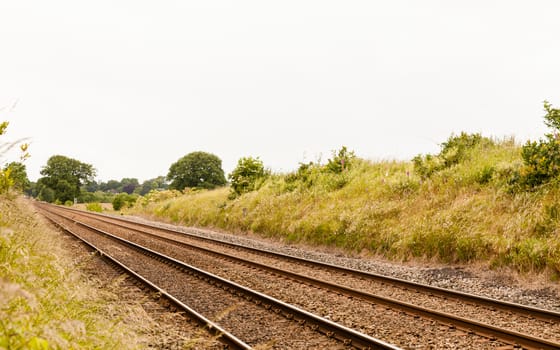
[40,205,400,350]
[39,203,560,350]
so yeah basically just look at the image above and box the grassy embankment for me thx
[128,138,560,277]
[0,196,148,349]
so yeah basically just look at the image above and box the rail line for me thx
[53,204,560,323]
[43,212,250,349]
[39,203,560,349]
[39,204,399,350]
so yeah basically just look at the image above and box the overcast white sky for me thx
[1,1,559,182]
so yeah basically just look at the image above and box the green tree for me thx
[85,180,99,192]
[167,151,227,190]
[37,184,55,203]
[120,178,139,194]
[136,176,168,195]
[37,155,96,203]
[100,180,121,192]
[3,162,30,192]
[228,156,267,196]
[0,121,30,194]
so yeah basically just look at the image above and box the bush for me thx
[228,157,268,197]
[79,190,115,203]
[283,147,357,193]
[325,146,355,174]
[413,132,491,178]
[0,167,14,194]
[519,139,560,187]
[0,121,30,194]
[284,162,318,191]
[112,193,138,211]
[86,202,103,212]
[517,102,560,188]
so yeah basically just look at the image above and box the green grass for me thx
[0,196,146,349]
[129,138,560,276]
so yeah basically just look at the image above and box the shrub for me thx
[112,194,126,211]
[112,193,138,211]
[0,167,14,194]
[439,132,483,167]
[325,146,355,174]
[283,147,357,193]
[518,102,560,188]
[283,162,319,192]
[413,132,491,178]
[519,140,560,188]
[412,154,442,178]
[228,157,268,197]
[474,165,495,185]
[0,121,30,194]
[86,202,103,212]
[79,190,115,203]
[64,200,74,206]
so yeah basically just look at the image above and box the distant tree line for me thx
[24,151,232,205]
[13,100,560,206]
[25,155,171,205]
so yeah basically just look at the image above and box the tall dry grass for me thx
[131,138,560,276]
[0,197,149,349]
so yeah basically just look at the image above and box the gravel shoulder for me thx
[40,213,224,349]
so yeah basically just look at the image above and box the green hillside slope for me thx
[130,137,560,276]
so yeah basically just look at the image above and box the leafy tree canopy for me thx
[3,162,30,192]
[120,178,139,194]
[38,155,96,203]
[99,180,121,192]
[228,156,267,196]
[136,176,168,195]
[167,151,226,190]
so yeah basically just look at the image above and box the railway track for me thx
[38,203,398,349]
[38,203,560,349]
[56,221,230,349]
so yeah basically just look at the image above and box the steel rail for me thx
[52,203,560,324]
[44,205,560,350]
[42,213,251,350]
[41,206,400,350]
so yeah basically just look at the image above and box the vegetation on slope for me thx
[129,102,560,276]
[0,197,150,349]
